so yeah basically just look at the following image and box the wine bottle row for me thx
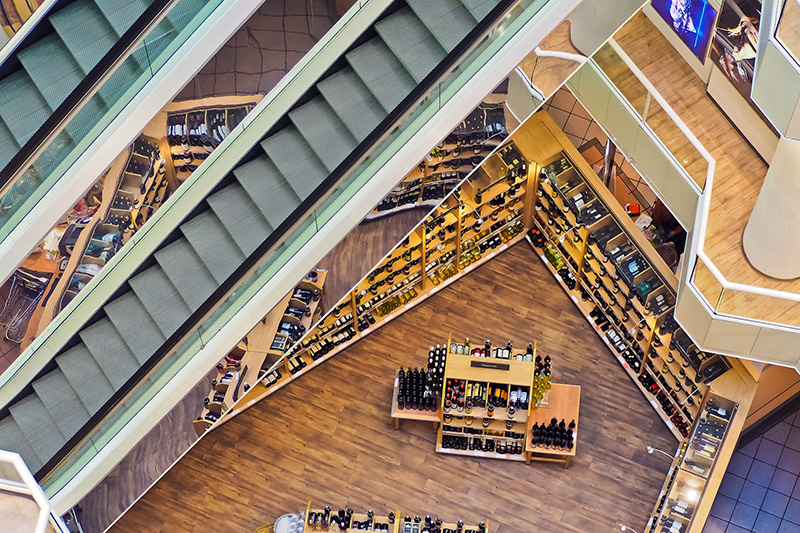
[402,514,487,533]
[306,507,391,532]
[530,418,575,450]
[441,434,524,455]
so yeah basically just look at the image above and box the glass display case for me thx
[647,393,738,532]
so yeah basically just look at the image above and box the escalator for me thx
[0,0,219,253]
[0,0,514,478]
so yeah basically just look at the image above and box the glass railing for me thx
[690,255,800,329]
[592,41,710,191]
[0,0,225,244]
[776,0,800,66]
[40,0,554,500]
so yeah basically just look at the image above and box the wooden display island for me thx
[391,335,581,467]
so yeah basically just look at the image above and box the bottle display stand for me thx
[194,270,326,435]
[646,393,738,533]
[391,334,580,466]
[391,371,441,432]
[525,383,580,468]
[302,502,488,533]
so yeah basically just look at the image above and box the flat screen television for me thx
[651,0,718,62]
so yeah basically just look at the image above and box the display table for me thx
[390,370,440,431]
[525,383,580,468]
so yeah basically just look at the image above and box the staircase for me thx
[0,0,206,226]
[0,0,507,476]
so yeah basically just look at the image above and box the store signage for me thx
[470,360,510,371]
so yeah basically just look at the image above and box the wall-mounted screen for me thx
[709,0,761,109]
[651,0,718,62]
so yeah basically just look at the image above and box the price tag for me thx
[505,454,511,459]
[570,295,578,304]
[475,451,484,457]
[650,400,659,410]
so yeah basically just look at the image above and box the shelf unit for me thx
[646,393,738,533]
[435,347,535,462]
[305,504,400,533]
[390,369,440,431]
[525,383,580,468]
[193,271,325,435]
[41,135,162,324]
[369,102,508,219]
[165,102,256,185]
[519,112,736,439]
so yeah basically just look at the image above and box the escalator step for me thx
[9,395,66,464]
[316,67,386,143]
[155,237,219,311]
[231,156,302,230]
[56,343,116,415]
[207,182,273,256]
[78,316,141,389]
[0,418,42,472]
[406,0,476,52]
[260,126,328,199]
[460,0,501,21]
[50,0,118,73]
[32,369,91,438]
[346,37,416,112]
[0,70,52,146]
[129,264,192,337]
[375,6,446,83]
[17,33,84,110]
[104,290,166,365]
[288,97,357,173]
[180,210,245,284]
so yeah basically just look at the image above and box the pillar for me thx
[743,137,800,279]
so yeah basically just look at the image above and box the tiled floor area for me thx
[704,413,800,533]
[174,0,337,100]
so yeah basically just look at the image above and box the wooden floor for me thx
[76,369,215,533]
[110,243,676,533]
[612,14,800,325]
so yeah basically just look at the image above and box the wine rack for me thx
[166,101,257,184]
[527,149,731,440]
[369,101,509,220]
[434,340,536,463]
[646,394,738,532]
[193,270,326,435]
[46,135,163,321]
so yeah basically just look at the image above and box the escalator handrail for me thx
[0,0,176,192]
[32,0,520,481]
[0,0,59,67]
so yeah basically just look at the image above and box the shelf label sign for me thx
[470,360,511,371]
